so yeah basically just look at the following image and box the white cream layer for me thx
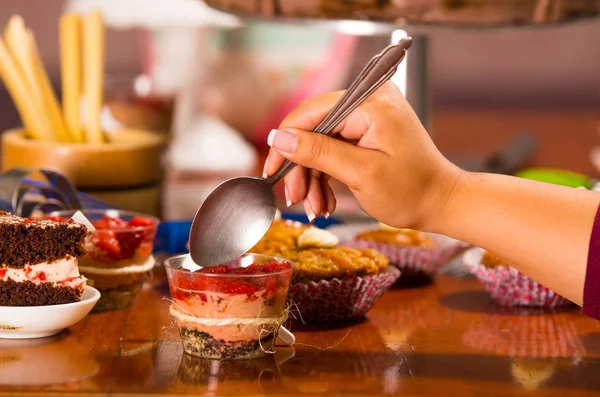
[0,256,86,289]
[78,256,156,275]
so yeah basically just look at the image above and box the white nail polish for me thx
[303,200,316,222]
[262,155,269,179]
[267,129,277,147]
[285,186,292,207]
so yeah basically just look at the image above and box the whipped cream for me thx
[0,256,86,289]
[297,227,339,248]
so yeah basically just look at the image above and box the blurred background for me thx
[0,0,598,221]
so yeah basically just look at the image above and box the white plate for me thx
[0,286,100,339]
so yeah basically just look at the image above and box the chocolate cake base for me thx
[0,212,89,268]
[0,280,81,306]
[180,327,277,360]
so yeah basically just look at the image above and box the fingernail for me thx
[303,200,315,223]
[267,129,297,153]
[324,211,330,219]
[262,155,269,179]
[285,186,292,207]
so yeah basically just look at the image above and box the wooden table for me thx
[1,108,598,396]
[2,274,600,396]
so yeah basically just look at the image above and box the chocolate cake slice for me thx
[0,211,89,306]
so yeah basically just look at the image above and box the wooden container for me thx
[1,128,167,189]
[1,128,168,216]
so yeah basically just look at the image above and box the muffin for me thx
[334,222,466,285]
[251,220,400,322]
[463,247,572,308]
[355,225,435,248]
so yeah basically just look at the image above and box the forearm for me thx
[428,171,600,306]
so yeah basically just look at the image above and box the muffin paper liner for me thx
[287,266,400,322]
[327,224,466,278]
[463,247,573,308]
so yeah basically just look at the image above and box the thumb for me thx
[267,128,369,188]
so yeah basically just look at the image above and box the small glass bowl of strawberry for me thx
[47,209,159,311]
[165,253,294,360]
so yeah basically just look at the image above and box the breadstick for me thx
[60,13,83,142]
[28,29,71,142]
[0,35,50,140]
[4,15,54,140]
[82,10,105,143]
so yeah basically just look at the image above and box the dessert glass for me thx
[49,209,159,311]
[165,254,294,360]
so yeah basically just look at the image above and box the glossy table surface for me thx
[2,272,600,396]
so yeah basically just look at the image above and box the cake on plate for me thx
[0,211,89,306]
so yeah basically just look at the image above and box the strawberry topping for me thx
[89,215,156,262]
[171,260,292,301]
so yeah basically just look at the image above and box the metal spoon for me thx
[189,36,413,267]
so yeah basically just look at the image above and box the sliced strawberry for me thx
[219,279,257,295]
[128,216,155,227]
[44,215,69,222]
[199,265,229,274]
[0,268,6,278]
[116,230,144,258]
[228,267,253,275]
[137,241,153,258]
[94,230,122,260]
[264,276,279,297]
[92,215,128,230]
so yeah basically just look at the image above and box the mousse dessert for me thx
[165,254,293,360]
[0,211,88,306]
[47,210,158,311]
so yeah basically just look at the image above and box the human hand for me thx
[262,82,463,230]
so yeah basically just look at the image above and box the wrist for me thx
[419,163,471,234]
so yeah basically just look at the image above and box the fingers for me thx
[282,165,307,206]
[303,170,324,222]
[280,91,374,143]
[321,174,336,218]
[267,127,370,190]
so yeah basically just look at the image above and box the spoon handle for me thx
[265,36,413,186]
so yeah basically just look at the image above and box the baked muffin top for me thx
[250,220,309,255]
[286,246,389,283]
[251,220,390,282]
[356,228,435,248]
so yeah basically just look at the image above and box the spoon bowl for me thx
[189,177,276,267]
